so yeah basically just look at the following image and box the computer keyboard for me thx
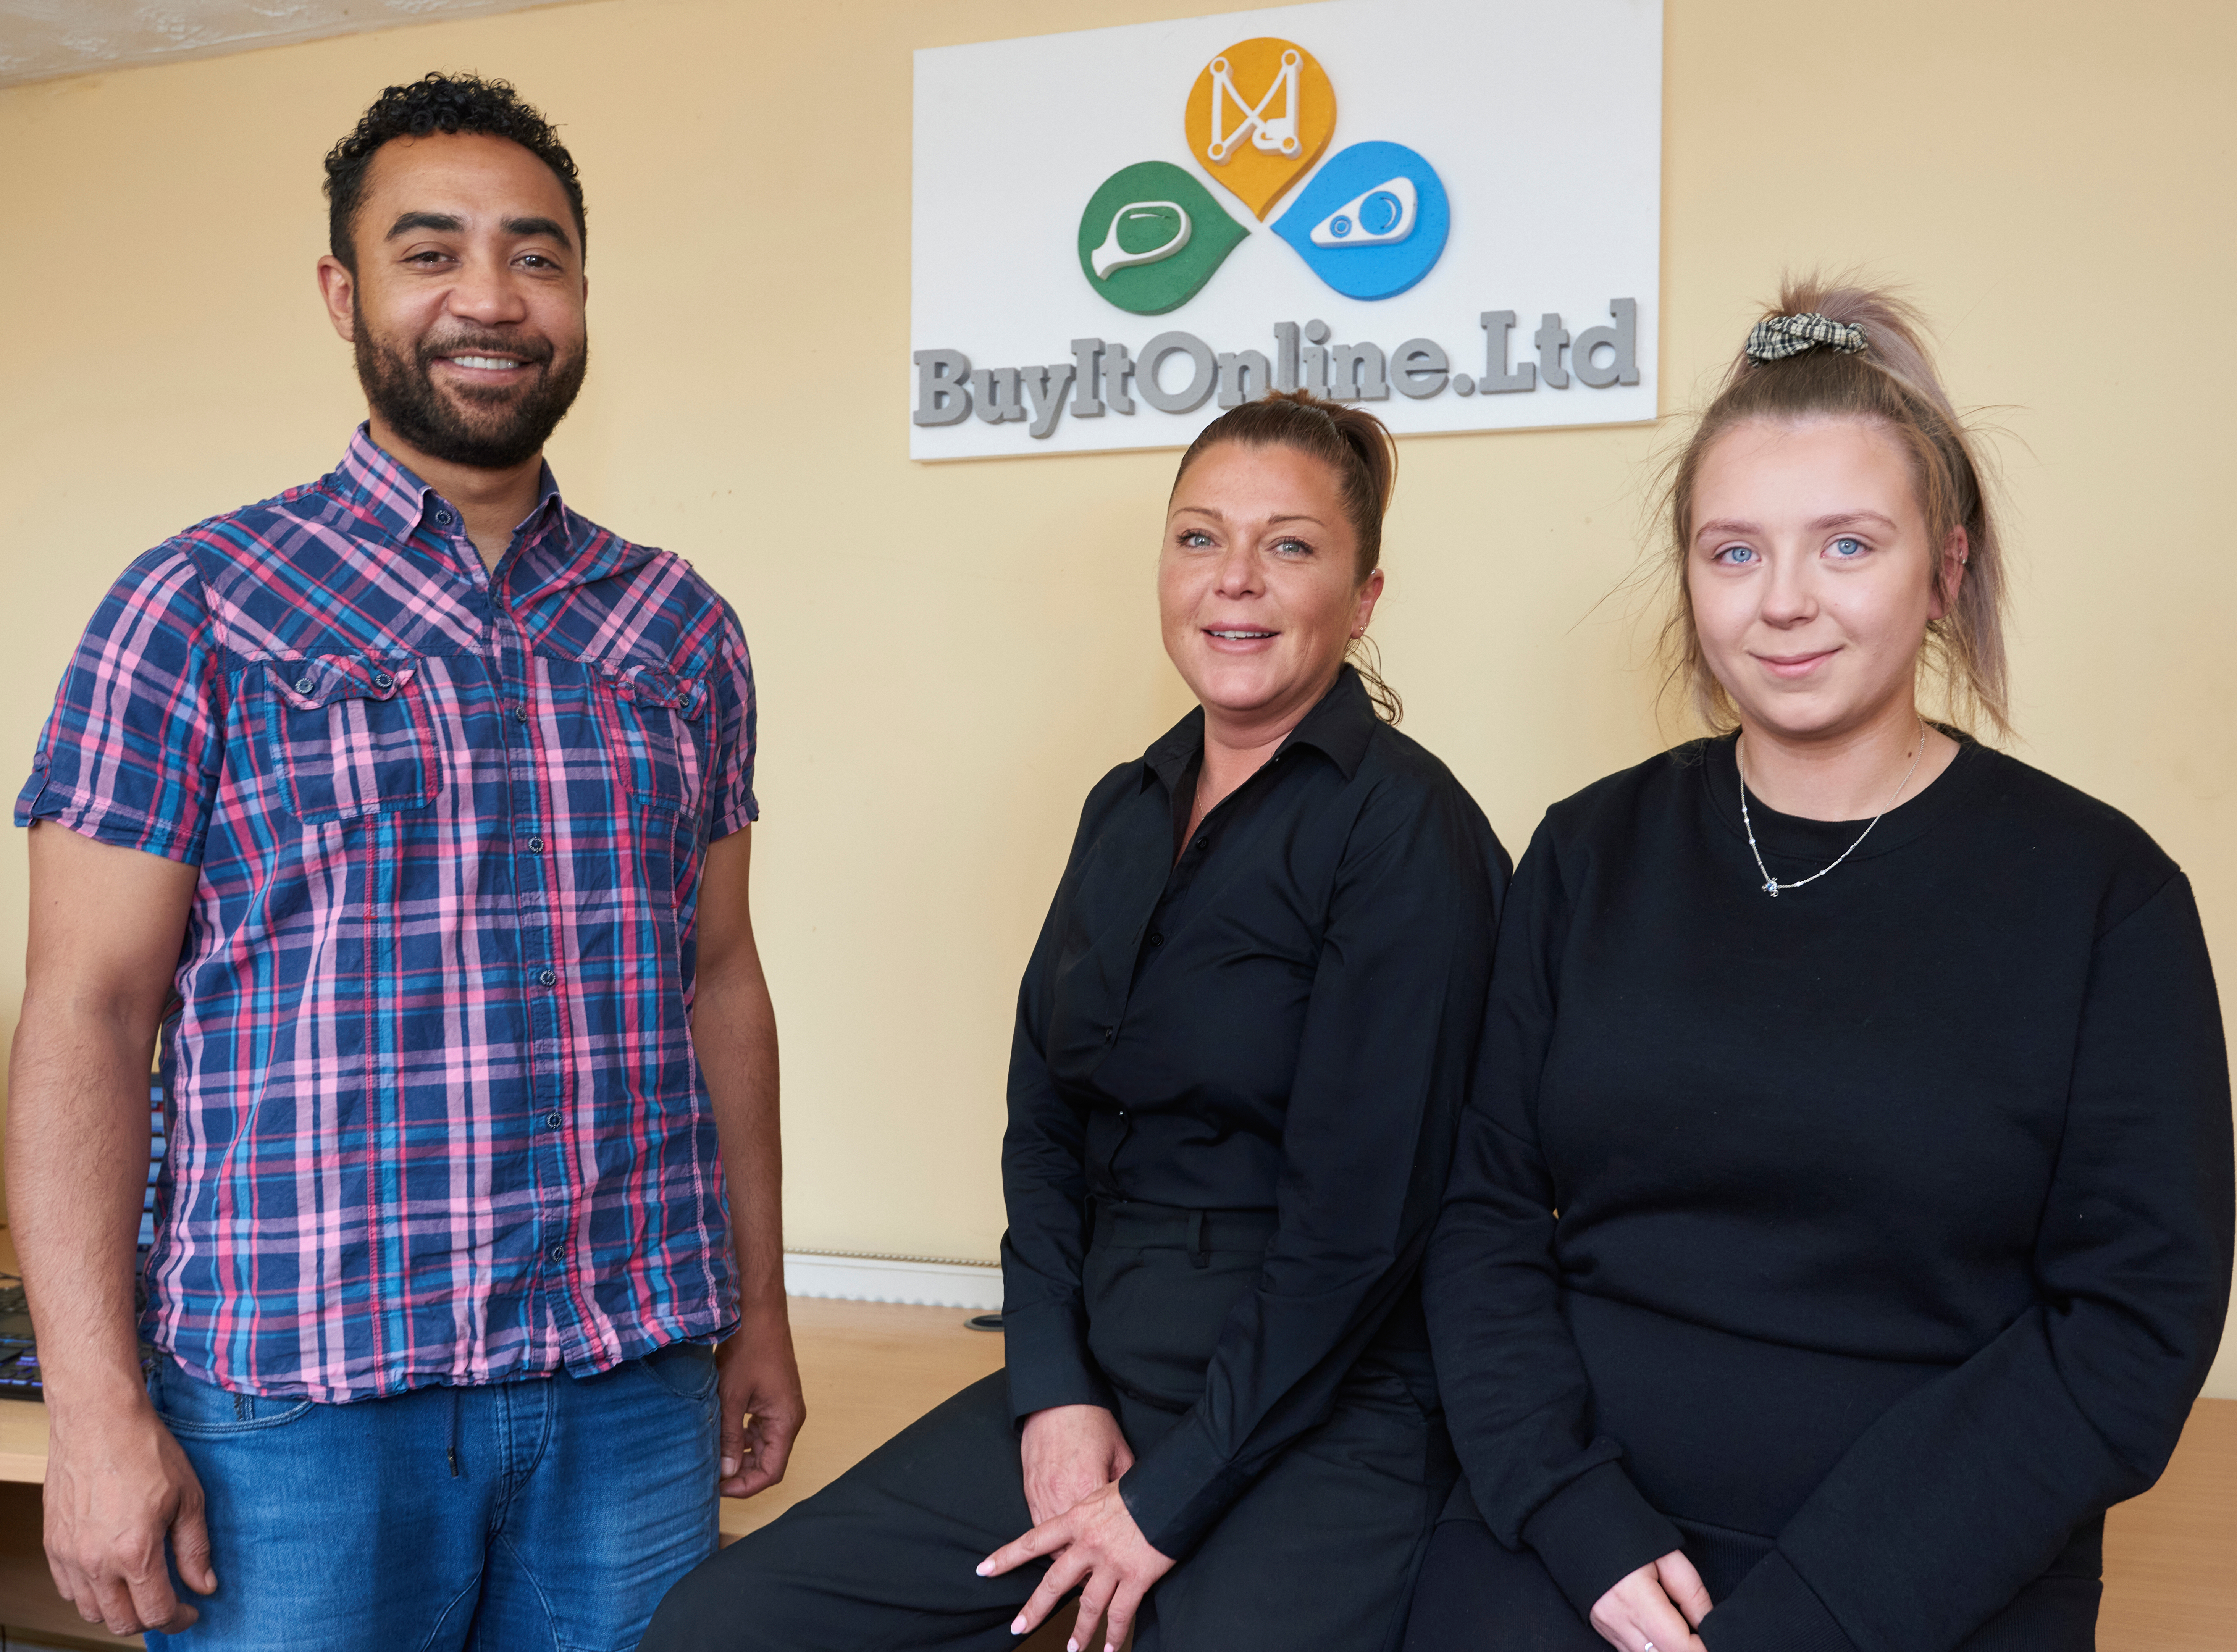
[0,1279,36,1393]
[0,1080,167,1398]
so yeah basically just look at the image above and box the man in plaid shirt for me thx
[5,74,802,1649]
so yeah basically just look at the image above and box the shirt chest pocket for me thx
[261,656,441,823]
[597,664,709,816]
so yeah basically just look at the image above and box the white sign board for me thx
[910,0,1663,460]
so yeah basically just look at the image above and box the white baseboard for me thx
[783,1250,1003,1311]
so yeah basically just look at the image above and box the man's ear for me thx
[316,254,357,343]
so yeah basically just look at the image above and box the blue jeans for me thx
[144,1344,720,1652]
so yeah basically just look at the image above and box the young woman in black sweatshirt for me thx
[1409,284,2233,1652]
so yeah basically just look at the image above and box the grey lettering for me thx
[1068,338,1106,417]
[1391,338,1449,399]
[1272,321,1301,393]
[1022,363,1076,438]
[970,366,1028,423]
[1573,298,1640,388]
[1327,341,1389,402]
[1104,341,1137,415]
[1534,313,1570,389]
[1137,332,1219,413]
[1478,311,1535,394]
[1217,350,1273,408]
[912,349,973,426]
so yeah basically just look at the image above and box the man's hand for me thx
[1019,1403,1134,1528]
[1588,1550,1712,1652]
[980,1479,1173,1652]
[44,1396,215,1636]
[716,1303,806,1498]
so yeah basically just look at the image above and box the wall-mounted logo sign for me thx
[1078,35,1449,315]
[911,0,1664,459]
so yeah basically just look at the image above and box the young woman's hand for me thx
[1019,1403,1134,1526]
[979,1480,1173,1652]
[1589,1550,1712,1652]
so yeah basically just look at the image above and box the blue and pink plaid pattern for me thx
[17,429,756,1401]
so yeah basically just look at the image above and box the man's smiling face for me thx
[337,131,589,472]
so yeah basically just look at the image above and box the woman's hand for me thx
[1588,1550,1712,1652]
[1019,1403,1135,1527]
[979,1480,1174,1652]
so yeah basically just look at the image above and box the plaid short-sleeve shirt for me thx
[17,428,755,1401]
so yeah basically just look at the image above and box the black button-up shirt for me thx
[999,667,1511,1556]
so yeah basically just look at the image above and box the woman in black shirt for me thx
[1409,285,2232,1652]
[651,392,1507,1652]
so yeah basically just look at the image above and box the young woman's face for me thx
[1687,416,1963,743]
[1160,441,1382,729]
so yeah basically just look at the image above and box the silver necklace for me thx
[1738,722,1926,898]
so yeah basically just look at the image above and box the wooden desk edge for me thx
[0,1397,49,1486]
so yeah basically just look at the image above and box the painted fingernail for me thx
[977,1560,994,1576]
[1009,1615,1028,1634]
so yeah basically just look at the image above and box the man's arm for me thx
[690,826,804,1497]
[6,822,210,1636]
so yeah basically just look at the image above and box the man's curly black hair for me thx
[323,72,586,270]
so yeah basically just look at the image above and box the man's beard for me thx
[352,296,588,472]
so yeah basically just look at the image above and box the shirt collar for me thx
[330,423,568,553]
[1142,664,1379,793]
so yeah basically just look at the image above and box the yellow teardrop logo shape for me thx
[1183,38,1337,222]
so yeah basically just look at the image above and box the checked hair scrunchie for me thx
[1745,312,1869,364]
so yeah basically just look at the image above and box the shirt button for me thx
[547,1243,565,1262]
[295,677,314,693]
[545,1112,563,1129]
[527,835,545,853]
[1148,932,1165,947]
[538,969,557,986]
[434,510,454,527]
[1193,835,1209,851]
[514,706,530,724]
[1102,1026,1116,1044]
[371,672,393,690]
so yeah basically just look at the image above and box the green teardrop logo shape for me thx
[1077,161,1248,316]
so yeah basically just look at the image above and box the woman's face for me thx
[1160,441,1383,732]
[1687,416,1964,743]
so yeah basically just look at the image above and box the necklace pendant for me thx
[1764,880,1780,898]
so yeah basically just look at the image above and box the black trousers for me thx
[1401,1515,2102,1652]
[647,1209,1455,1652]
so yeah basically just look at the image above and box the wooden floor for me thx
[1,1297,2231,1649]
[717,1297,1008,1542]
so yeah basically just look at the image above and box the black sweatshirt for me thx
[999,668,1509,1558]
[1424,734,2233,1652]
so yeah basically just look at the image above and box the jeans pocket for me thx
[639,1340,719,1403]
[150,1357,317,1437]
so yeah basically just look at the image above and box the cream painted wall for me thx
[0,0,2230,1395]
